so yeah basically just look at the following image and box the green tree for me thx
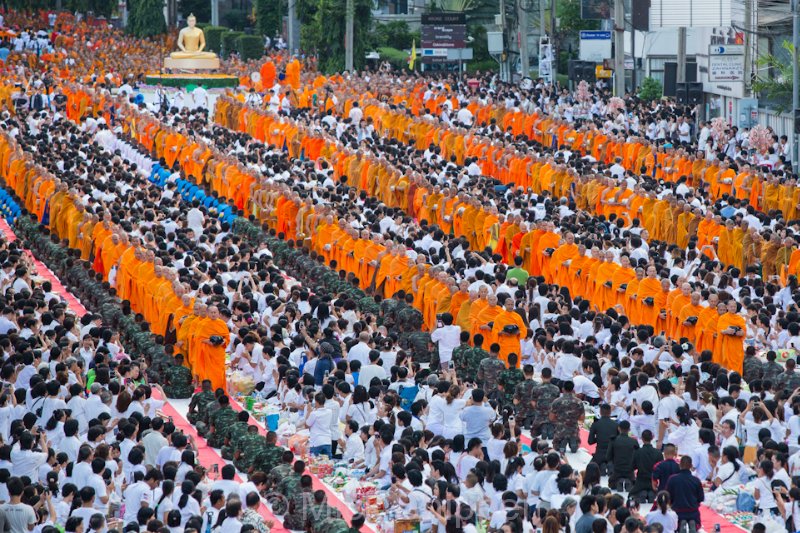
[178,0,212,22]
[638,77,662,102]
[753,40,793,113]
[127,0,167,37]
[255,0,285,37]
[554,0,600,68]
[373,21,413,51]
[301,0,373,73]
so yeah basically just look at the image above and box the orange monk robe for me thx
[491,310,527,367]
[468,299,490,342]
[449,290,470,320]
[714,313,746,374]
[535,233,561,279]
[455,299,475,333]
[668,293,691,339]
[115,248,138,301]
[677,302,705,345]
[191,317,229,390]
[624,277,642,325]
[637,278,665,331]
[567,254,592,300]
[131,263,156,315]
[156,293,183,338]
[696,306,720,355]
[475,304,502,347]
[550,243,579,290]
[593,262,619,312]
[610,267,637,309]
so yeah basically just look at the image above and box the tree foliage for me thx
[638,77,662,102]
[372,21,414,51]
[753,40,793,113]
[300,0,373,73]
[255,0,285,37]
[178,0,211,23]
[127,0,167,37]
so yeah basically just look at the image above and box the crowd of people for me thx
[0,7,796,533]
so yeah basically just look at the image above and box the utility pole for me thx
[288,0,297,54]
[211,0,219,26]
[345,0,354,71]
[549,0,556,81]
[500,0,508,81]
[793,0,799,170]
[677,26,686,84]
[519,0,529,78]
[613,0,625,95]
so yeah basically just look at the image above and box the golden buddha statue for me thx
[170,14,217,59]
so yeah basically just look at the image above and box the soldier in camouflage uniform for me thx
[271,460,305,515]
[498,353,524,407]
[247,432,285,475]
[283,475,316,530]
[464,334,489,384]
[532,368,560,439]
[206,395,239,448]
[187,380,215,426]
[397,294,424,332]
[762,351,783,386]
[451,332,472,382]
[776,359,800,394]
[163,354,194,399]
[742,348,764,385]
[267,450,296,491]
[380,293,404,331]
[477,343,507,395]
[232,427,268,472]
[513,365,539,429]
[220,411,251,460]
[549,380,584,454]
[308,490,343,525]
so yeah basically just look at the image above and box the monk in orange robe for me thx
[190,305,229,390]
[491,297,527,367]
[473,294,500,346]
[714,300,747,374]
[676,291,705,345]
[695,294,721,355]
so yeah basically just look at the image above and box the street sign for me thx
[422,49,448,57]
[708,44,744,81]
[487,31,503,54]
[421,13,466,24]
[579,31,611,63]
[446,48,473,60]
[421,25,466,48]
[709,44,745,55]
[596,65,613,78]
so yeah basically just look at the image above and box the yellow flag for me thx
[408,39,416,70]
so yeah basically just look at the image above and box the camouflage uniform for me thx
[397,306,424,332]
[513,378,539,428]
[478,357,506,392]
[451,342,472,382]
[499,367,525,406]
[284,490,315,530]
[380,298,401,330]
[187,389,215,426]
[163,365,194,399]
[776,371,800,394]
[399,331,434,364]
[308,503,343,524]
[313,516,351,533]
[531,381,560,439]
[233,433,269,473]
[220,421,249,460]
[271,472,301,515]
[549,392,584,453]
[268,462,294,492]
[763,361,784,385]
[742,356,764,385]
[464,347,489,383]
[206,406,238,448]
[250,443,285,476]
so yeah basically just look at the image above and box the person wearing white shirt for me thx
[306,393,333,456]
[10,431,48,480]
[431,315,462,370]
[210,465,240,500]
[347,333,372,367]
[341,420,365,464]
[358,351,387,388]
